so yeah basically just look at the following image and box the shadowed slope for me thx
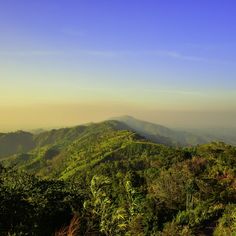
[0,131,35,158]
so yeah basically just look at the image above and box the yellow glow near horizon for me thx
[0,102,236,132]
[1,62,236,131]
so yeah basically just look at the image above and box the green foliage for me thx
[0,121,236,235]
[0,165,84,236]
[83,175,129,235]
[213,204,236,236]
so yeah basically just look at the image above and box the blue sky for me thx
[0,0,236,130]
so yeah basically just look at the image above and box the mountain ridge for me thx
[1,116,235,162]
[112,115,209,146]
[3,120,152,179]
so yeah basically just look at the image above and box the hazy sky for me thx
[0,0,236,131]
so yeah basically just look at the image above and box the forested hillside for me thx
[0,117,235,163]
[1,121,235,235]
[0,131,35,158]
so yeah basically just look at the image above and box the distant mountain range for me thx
[113,116,210,146]
[113,116,236,146]
[0,116,235,163]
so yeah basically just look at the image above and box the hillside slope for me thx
[0,131,35,158]
[1,129,235,235]
[1,120,236,235]
[113,116,210,146]
[5,120,165,179]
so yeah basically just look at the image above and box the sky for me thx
[0,0,236,131]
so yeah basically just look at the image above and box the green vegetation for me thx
[0,120,235,235]
[0,131,35,159]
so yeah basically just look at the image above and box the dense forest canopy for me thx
[0,119,235,235]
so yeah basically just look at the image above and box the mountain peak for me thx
[111,115,209,146]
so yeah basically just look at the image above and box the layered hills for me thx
[3,117,234,181]
[0,115,230,162]
[4,120,167,179]
[1,116,234,171]
[1,118,236,235]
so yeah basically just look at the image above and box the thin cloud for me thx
[185,42,236,50]
[0,50,64,56]
[0,49,231,64]
[80,49,229,64]
[146,50,219,63]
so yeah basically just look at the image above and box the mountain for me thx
[1,116,234,164]
[1,119,236,235]
[0,121,128,160]
[4,120,163,179]
[0,131,35,158]
[113,115,210,146]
